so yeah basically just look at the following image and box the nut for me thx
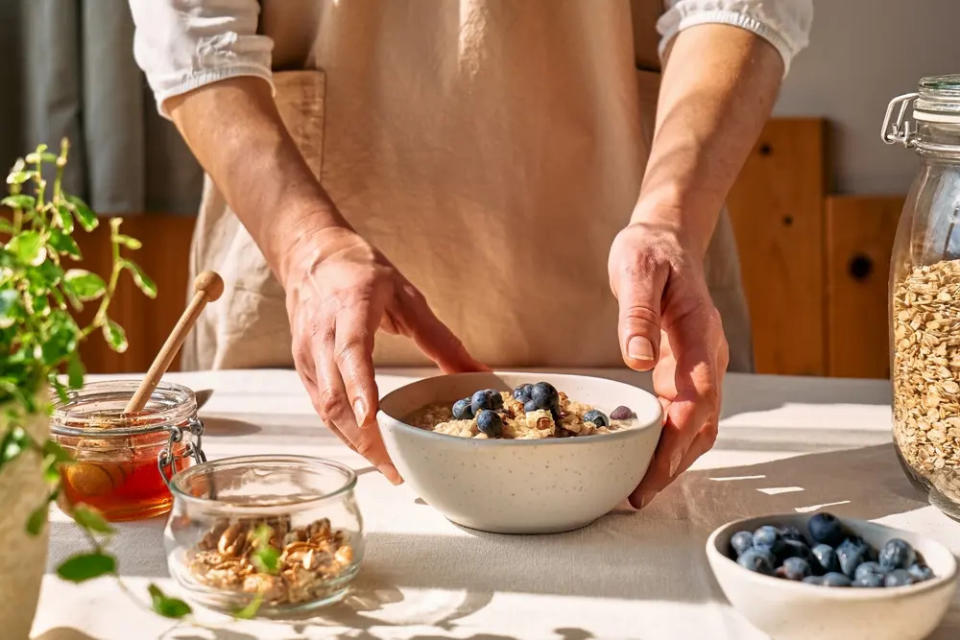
[217,522,249,557]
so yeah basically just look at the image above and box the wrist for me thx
[268,204,353,287]
[629,200,716,260]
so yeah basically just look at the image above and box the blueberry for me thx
[471,389,503,414]
[476,410,503,437]
[452,397,474,420]
[884,568,916,587]
[779,539,812,563]
[837,538,870,577]
[530,382,559,410]
[779,526,805,543]
[811,544,840,574]
[821,572,852,587]
[879,538,916,571]
[752,525,786,557]
[854,561,886,582]
[513,384,533,402]
[854,574,885,588]
[524,399,541,413]
[802,575,823,586]
[610,405,634,420]
[907,563,934,582]
[730,531,754,557]
[777,557,812,581]
[737,548,776,575]
[808,513,845,546]
[583,410,609,428]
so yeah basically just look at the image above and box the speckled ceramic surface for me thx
[707,514,958,640]
[377,372,662,534]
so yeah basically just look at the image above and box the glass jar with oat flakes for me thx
[883,75,960,518]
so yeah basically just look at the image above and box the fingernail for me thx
[353,398,367,425]
[627,336,655,361]
[378,463,403,485]
[669,449,684,477]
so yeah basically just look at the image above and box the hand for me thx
[284,226,485,483]
[608,221,729,509]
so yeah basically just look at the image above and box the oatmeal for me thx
[406,381,636,440]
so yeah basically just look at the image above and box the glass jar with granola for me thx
[884,75,960,518]
[163,455,363,616]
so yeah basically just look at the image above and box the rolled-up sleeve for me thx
[658,0,814,74]
[129,0,275,117]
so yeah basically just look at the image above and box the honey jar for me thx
[51,380,206,521]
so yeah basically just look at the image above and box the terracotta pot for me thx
[0,408,51,639]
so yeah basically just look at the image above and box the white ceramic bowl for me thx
[377,372,662,533]
[706,514,958,640]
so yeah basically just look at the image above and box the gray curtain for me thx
[0,0,202,215]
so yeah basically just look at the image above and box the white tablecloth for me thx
[30,369,960,640]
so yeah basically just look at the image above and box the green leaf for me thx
[48,229,81,260]
[54,204,74,234]
[251,546,280,574]
[56,552,115,582]
[115,234,141,250]
[2,194,36,210]
[48,374,68,403]
[102,319,127,353]
[0,219,14,233]
[6,158,28,185]
[42,438,72,464]
[0,289,20,328]
[26,502,48,536]
[232,592,263,619]
[40,152,57,163]
[72,504,114,534]
[40,317,78,365]
[147,584,193,619]
[63,269,106,301]
[121,260,157,299]
[67,351,84,388]
[7,231,46,266]
[0,425,30,472]
[66,195,97,231]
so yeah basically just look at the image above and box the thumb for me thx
[616,261,669,371]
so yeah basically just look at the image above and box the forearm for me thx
[633,24,784,258]
[165,77,347,283]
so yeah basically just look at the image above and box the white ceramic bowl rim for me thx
[707,514,959,600]
[378,371,663,447]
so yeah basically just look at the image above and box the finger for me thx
[316,336,402,484]
[675,419,719,477]
[334,293,388,429]
[294,346,357,452]
[616,259,670,372]
[393,280,488,373]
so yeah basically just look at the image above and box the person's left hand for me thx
[608,220,729,509]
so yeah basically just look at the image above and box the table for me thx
[30,369,960,640]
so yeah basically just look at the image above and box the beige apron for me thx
[183,0,754,373]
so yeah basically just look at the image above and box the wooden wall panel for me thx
[726,118,827,375]
[72,216,195,373]
[825,196,903,378]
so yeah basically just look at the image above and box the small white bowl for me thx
[706,514,958,640]
[377,372,662,533]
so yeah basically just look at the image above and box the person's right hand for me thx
[283,226,485,483]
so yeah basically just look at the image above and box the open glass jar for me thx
[884,75,960,519]
[51,380,205,521]
[163,455,364,616]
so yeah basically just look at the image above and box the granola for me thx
[892,258,960,482]
[187,516,356,606]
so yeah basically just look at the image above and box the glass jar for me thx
[884,75,960,519]
[51,380,205,521]
[163,455,364,616]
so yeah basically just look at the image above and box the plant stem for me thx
[80,227,121,338]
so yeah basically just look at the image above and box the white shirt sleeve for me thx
[658,0,814,74]
[128,0,275,118]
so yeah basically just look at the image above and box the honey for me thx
[51,381,205,521]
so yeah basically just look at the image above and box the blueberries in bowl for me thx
[476,410,503,437]
[529,382,559,411]
[727,512,936,589]
[470,389,503,414]
[452,397,474,420]
[512,384,533,403]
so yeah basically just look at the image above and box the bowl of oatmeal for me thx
[377,372,662,533]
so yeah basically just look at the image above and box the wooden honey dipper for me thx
[124,271,224,414]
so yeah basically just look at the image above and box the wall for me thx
[774,0,960,195]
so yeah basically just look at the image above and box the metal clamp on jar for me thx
[51,380,206,521]
[883,75,960,519]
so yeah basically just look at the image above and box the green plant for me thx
[0,140,189,619]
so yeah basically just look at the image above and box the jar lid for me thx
[51,380,198,437]
[883,75,960,151]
